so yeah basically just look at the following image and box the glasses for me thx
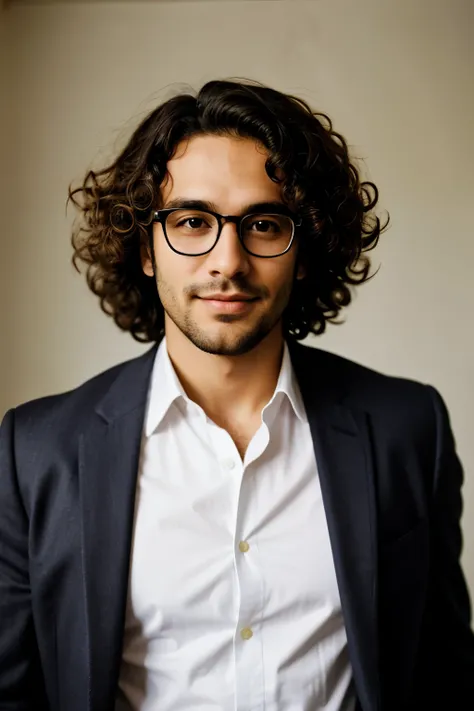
[152,207,302,258]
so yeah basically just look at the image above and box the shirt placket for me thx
[208,420,266,711]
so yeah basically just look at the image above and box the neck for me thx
[164,322,285,424]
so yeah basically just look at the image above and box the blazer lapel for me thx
[290,342,380,711]
[79,344,158,711]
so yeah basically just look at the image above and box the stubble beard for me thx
[155,260,294,356]
[166,300,283,356]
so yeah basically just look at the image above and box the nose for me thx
[206,221,250,279]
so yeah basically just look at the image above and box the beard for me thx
[165,305,282,356]
[156,269,293,357]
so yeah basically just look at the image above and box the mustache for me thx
[186,280,266,300]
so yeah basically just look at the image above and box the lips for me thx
[200,295,256,302]
[198,295,258,314]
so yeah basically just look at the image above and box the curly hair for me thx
[69,78,389,343]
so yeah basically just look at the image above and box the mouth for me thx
[198,295,259,314]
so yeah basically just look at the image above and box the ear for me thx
[140,237,154,278]
[296,262,306,280]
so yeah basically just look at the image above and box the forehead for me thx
[160,134,284,210]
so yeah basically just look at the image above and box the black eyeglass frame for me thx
[152,208,303,258]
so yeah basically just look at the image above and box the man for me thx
[0,79,473,711]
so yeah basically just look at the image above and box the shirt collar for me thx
[145,337,308,437]
[265,340,308,424]
[144,337,189,437]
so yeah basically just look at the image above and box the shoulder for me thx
[290,341,443,434]
[2,344,157,452]
[291,340,431,394]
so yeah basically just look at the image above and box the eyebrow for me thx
[162,198,294,216]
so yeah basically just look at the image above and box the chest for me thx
[128,408,342,634]
[119,407,351,710]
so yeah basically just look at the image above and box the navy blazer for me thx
[1,340,473,711]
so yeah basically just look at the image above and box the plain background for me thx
[1,0,473,605]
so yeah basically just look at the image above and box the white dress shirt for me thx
[116,338,355,711]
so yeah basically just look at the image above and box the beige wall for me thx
[0,6,11,390]
[1,0,473,593]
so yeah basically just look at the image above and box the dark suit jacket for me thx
[1,340,474,711]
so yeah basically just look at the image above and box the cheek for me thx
[261,256,298,295]
[155,239,178,283]
[155,247,196,301]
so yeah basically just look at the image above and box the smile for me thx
[199,297,258,314]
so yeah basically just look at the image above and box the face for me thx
[142,134,304,356]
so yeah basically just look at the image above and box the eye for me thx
[249,218,280,233]
[260,220,279,232]
[166,209,217,234]
[243,214,291,236]
[176,216,211,229]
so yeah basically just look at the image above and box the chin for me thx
[186,324,274,357]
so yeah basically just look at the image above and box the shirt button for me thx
[240,627,253,640]
[239,541,250,553]
[222,458,236,470]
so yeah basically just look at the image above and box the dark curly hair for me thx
[69,78,389,343]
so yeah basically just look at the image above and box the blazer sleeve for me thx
[409,386,474,707]
[0,409,48,710]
